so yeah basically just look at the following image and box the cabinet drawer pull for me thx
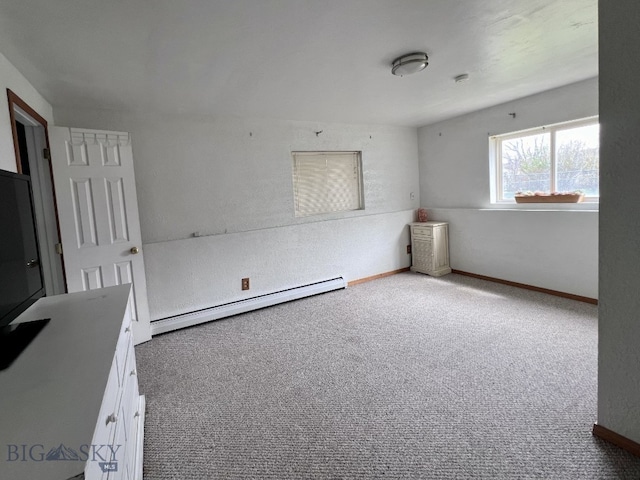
[106,413,118,425]
[125,326,131,333]
[130,369,137,376]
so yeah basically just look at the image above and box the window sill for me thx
[485,201,598,212]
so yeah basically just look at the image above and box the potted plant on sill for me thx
[514,190,584,203]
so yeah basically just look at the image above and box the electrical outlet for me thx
[242,278,250,290]
[407,245,411,254]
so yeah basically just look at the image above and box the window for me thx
[493,117,599,201]
[292,151,364,217]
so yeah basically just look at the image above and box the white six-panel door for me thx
[49,127,152,344]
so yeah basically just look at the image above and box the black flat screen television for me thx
[0,168,49,369]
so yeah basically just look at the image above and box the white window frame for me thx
[292,151,364,217]
[492,116,599,203]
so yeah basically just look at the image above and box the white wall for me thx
[0,52,54,172]
[598,0,640,445]
[418,78,599,298]
[53,108,419,319]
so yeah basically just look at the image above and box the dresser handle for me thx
[130,370,137,376]
[134,411,140,418]
[106,413,118,425]
[26,258,40,268]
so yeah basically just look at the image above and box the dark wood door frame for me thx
[7,89,50,173]
[7,88,67,292]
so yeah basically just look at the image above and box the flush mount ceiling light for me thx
[391,52,429,76]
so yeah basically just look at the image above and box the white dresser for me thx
[0,284,145,480]
[410,221,452,277]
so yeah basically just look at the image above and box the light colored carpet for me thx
[136,272,640,479]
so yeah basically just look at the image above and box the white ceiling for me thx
[0,0,598,127]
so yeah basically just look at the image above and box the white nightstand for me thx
[409,221,451,277]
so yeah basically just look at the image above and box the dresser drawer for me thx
[89,356,120,459]
[114,317,133,388]
[411,225,432,238]
[111,339,140,480]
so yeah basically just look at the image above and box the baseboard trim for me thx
[451,270,598,305]
[348,267,410,286]
[593,423,640,458]
[151,277,346,335]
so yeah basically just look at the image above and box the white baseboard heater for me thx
[151,277,346,336]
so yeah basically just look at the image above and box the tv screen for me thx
[0,169,46,327]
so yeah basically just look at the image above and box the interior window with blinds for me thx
[292,151,364,217]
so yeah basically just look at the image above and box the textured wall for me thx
[144,210,413,318]
[426,208,597,298]
[0,52,53,172]
[418,78,598,209]
[53,108,420,319]
[598,0,640,444]
[417,79,599,298]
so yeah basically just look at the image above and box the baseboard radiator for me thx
[150,277,346,336]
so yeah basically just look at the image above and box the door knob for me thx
[130,246,140,254]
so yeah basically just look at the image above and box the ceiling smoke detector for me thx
[391,52,429,77]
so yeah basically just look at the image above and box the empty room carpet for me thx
[135,272,640,479]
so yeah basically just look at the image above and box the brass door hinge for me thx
[43,148,51,160]
[55,243,63,255]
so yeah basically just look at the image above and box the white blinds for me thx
[292,151,363,217]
